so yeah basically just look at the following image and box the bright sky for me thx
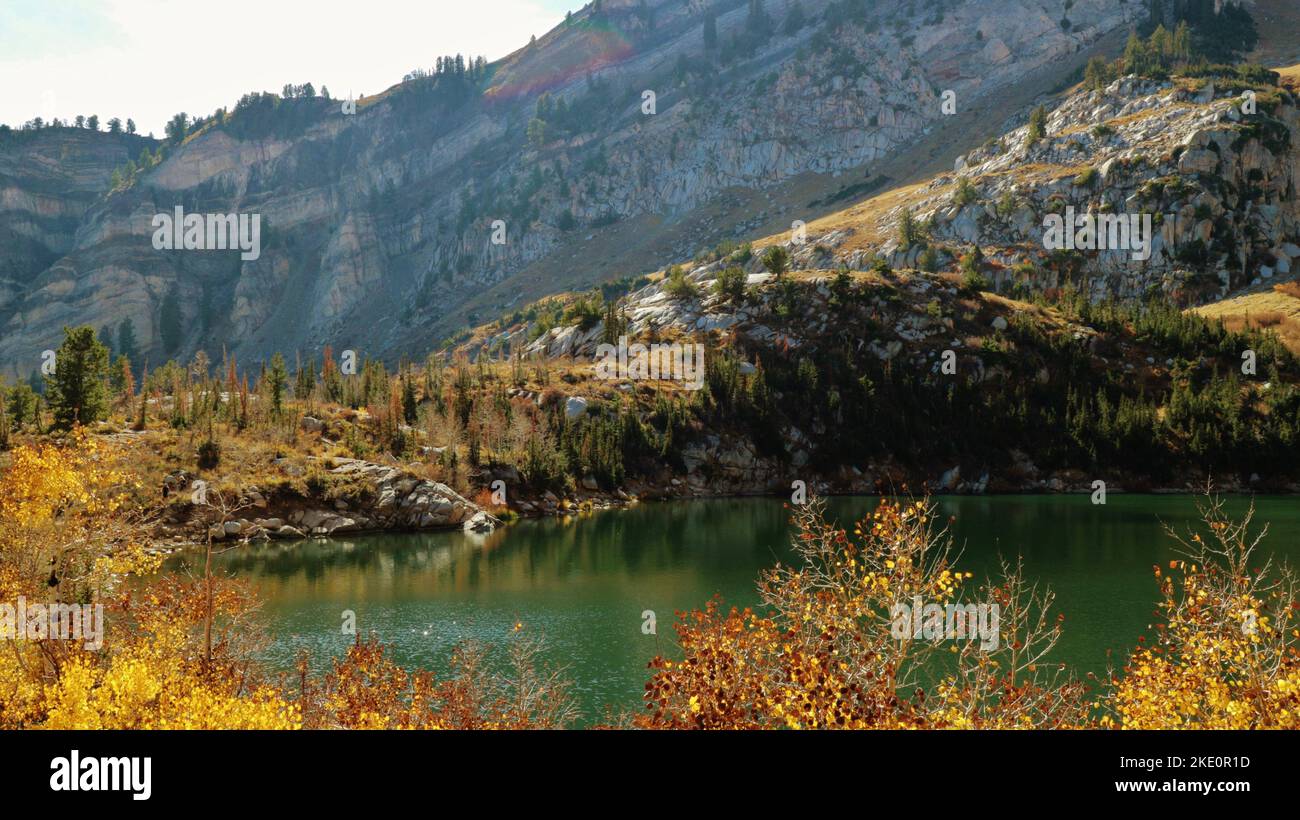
[0,0,576,136]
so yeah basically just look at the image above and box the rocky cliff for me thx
[0,0,1145,379]
[0,129,153,323]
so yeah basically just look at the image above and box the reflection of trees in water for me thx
[170,528,482,583]
[164,499,802,595]
[501,498,795,581]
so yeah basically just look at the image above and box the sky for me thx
[0,0,577,136]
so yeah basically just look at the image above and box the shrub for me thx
[952,176,979,206]
[714,265,747,302]
[636,499,1089,729]
[760,246,789,278]
[918,247,941,272]
[1025,105,1047,148]
[197,438,221,470]
[898,208,924,249]
[662,265,699,299]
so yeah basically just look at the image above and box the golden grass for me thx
[774,181,937,252]
[1193,283,1300,354]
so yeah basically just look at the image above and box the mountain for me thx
[0,0,1150,379]
[470,59,1300,361]
[0,128,154,331]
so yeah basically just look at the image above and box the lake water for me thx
[166,494,1300,723]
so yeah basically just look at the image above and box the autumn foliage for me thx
[4,433,1299,730]
[1107,497,1300,728]
[637,496,1300,730]
[636,499,1088,729]
[0,432,577,729]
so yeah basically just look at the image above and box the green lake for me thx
[165,494,1300,722]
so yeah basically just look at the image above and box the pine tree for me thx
[703,11,718,50]
[1084,57,1110,91]
[119,355,135,409]
[1122,31,1148,75]
[898,208,922,249]
[1172,21,1192,62]
[402,376,418,424]
[159,288,183,354]
[267,353,288,418]
[47,326,110,430]
[761,246,789,278]
[134,364,148,430]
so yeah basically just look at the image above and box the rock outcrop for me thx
[200,457,499,542]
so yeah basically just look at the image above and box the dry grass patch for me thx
[1193,283,1300,354]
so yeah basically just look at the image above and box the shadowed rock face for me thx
[0,0,1144,378]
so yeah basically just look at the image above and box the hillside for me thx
[0,0,1146,379]
[443,58,1300,496]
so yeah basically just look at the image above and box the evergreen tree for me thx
[46,326,110,430]
[761,246,790,278]
[6,383,36,429]
[898,208,923,249]
[1122,31,1149,75]
[267,353,288,418]
[1084,57,1111,91]
[1026,105,1047,146]
[703,11,718,50]
[402,375,418,424]
[98,325,115,357]
[294,354,317,400]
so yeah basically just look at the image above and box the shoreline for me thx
[151,482,1294,554]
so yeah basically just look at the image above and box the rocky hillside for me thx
[0,0,1145,380]
[446,63,1300,495]
[477,64,1300,358]
[454,259,1300,496]
[597,64,1298,314]
[884,71,1298,302]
